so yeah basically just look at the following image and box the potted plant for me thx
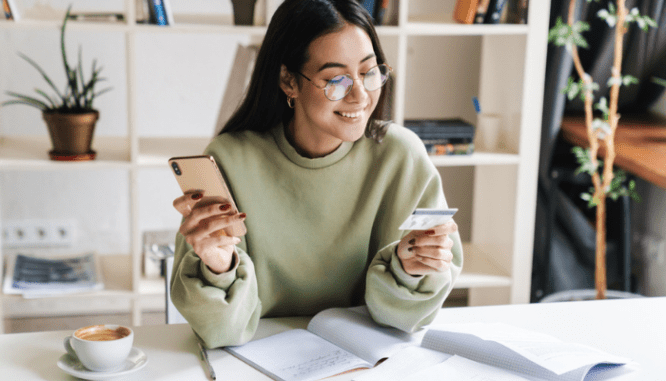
[547,0,655,299]
[1,6,111,161]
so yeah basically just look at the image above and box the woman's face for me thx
[286,23,381,158]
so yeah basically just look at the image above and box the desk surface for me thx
[560,113,666,190]
[1,297,665,380]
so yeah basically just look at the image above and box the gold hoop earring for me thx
[286,96,294,109]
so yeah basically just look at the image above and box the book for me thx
[453,0,480,24]
[2,0,19,21]
[485,0,508,24]
[148,0,168,26]
[357,0,376,23]
[424,140,474,155]
[2,253,104,298]
[404,118,476,140]
[162,0,174,25]
[226,307,421,381]
[474,0,492,24]
[505,0,528,24]
[373,0,389,26]
[225,307,632,381]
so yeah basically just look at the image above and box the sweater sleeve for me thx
[364,167,464,333]
[169,232,262,348]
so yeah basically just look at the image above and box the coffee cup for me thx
[63,324,134,372]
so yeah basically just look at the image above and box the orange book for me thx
[453,0,480,24]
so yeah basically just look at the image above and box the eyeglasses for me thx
[297,64,392,101]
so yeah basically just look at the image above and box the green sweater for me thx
[171,123,463,348]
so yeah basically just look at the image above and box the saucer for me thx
[57,347,148,380]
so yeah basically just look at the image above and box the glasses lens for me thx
[325,75,353,101]
[363,65,389,91]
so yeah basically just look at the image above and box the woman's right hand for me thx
[173,191,246,274]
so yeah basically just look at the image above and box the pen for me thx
[472,96,481,114]
[198,341,217,380]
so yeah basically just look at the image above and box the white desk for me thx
[1,297,664,380]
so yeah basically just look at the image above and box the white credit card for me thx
[399,208,458,231]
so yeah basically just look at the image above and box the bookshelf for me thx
[0,0,550,332]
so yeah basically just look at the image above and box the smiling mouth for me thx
[336,111,363,118]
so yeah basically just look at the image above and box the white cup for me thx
[476,113,502,151]
[64,324,134,372]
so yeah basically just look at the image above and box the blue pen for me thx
[472,97,481,114]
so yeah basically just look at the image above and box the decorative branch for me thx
[549,0,653,299]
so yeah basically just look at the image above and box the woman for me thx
[171,0,463,348]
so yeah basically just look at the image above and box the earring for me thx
[286,96,294,109]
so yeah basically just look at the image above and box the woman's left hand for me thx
[396,220,458,276]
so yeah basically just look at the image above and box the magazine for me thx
[3,253,104,297]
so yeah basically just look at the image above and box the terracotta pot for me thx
[230,0,257,25]
[42,110,99,159]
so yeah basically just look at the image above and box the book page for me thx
[307,307,423,365]
[352,345,451,381]
[402,355,533,381]
[226,329,372,381]
[423,323,630,381]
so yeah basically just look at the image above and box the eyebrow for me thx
[316,53,377,72]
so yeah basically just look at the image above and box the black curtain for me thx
[532,0,666,301]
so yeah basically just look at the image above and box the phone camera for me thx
[171,162,181,176]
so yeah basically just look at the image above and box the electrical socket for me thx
[2,219,77,248]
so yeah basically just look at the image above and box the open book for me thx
[225,307,632,381]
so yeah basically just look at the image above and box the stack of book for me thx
[404,119,475,156]
[454,0,528,25]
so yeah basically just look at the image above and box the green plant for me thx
[1,6,111,113]
[548,0,655,299]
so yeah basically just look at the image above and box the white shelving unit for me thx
[0,0,550,333]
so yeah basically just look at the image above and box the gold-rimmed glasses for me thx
[297,64,392,101]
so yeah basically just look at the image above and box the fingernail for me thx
[238,213,247,219]
[425,230,435,235]
[220,204,231,211]
[408,238,416,245]
[192,193,203,200]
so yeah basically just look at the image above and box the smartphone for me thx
[169,155,247,237]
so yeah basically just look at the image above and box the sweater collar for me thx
[272,123,354,169]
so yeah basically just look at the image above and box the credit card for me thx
[399,208,458,231]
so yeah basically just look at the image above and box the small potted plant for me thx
[1,6,111,161]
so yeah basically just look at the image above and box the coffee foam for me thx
[75,325,131,342]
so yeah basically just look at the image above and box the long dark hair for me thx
[220,0,390,136]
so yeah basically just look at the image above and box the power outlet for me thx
[2,219,77,248]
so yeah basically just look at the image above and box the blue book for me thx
[485,0,508,24]
[358,0,376,22]
[150,0,168,25]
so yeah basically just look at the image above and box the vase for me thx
[42,110,99,161]
[230,0,257,25]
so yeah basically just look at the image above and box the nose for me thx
[344,77,370,103]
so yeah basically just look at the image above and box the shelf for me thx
[0,136,131,170]
[428,152,520,166]
[455,243,512,289]
[406,14,528,36]
[1,254,134,318]
[137,137,212,167]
